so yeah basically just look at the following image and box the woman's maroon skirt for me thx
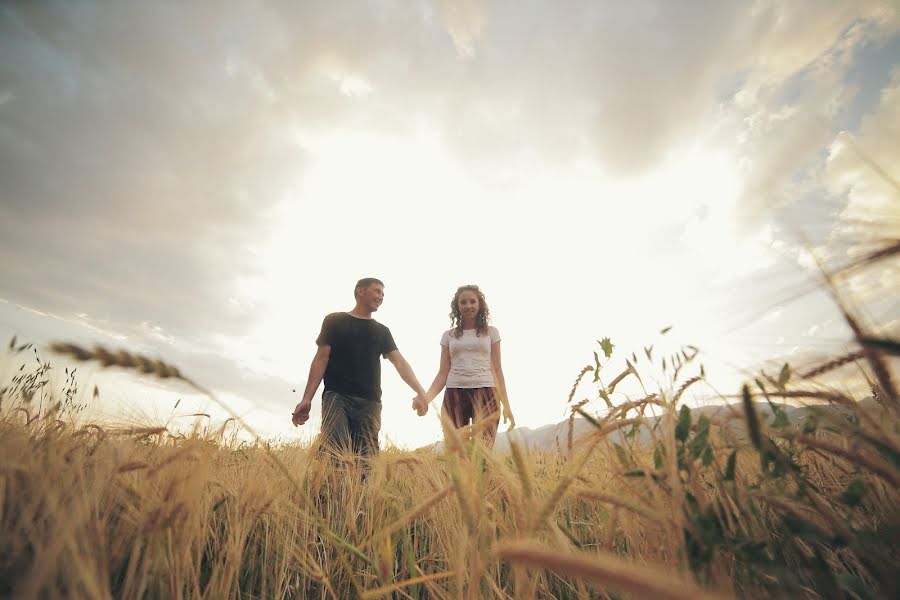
[442,387,500,447]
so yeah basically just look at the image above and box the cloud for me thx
[721,1,899,224]
[333,1,898,179]
[0,299,297,419]
[827,67,900,230]
[1,1,898,441]
[0,2,312,336]
[437,0,486,57]
[823,67,900,308]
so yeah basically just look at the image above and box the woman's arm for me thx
[491,341,515,430]
[425,344,451,402]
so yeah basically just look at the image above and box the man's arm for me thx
[292,344,331,426]
[386,350,429,415]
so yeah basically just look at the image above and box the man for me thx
[291,277,429,459]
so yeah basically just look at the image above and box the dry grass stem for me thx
[497,542,731,600]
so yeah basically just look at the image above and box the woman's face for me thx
[458,290,480,320]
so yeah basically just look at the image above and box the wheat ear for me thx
[50,343,211,396]
[568,365,592,403]
[801,350,866,379]
[48,341,372,566]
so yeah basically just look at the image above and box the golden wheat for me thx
[49,342,210,395]
[497,541,731,600]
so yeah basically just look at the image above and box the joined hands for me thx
[411,394,429,416]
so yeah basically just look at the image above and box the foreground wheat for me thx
[2,329,897,598]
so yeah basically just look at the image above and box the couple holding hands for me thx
[291,278,514,458]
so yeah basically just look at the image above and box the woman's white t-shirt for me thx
[441,326,501,388]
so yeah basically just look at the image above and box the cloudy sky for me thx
[1,1,898,448]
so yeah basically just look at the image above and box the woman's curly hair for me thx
[449,284,491,338]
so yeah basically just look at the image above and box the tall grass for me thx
[1,234,897,599]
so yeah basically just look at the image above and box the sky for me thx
[1,0,898,448]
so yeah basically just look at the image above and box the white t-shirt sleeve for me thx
[489,326,501,343]
[440,329,450,346]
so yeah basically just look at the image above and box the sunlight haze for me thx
[1,1,898,448]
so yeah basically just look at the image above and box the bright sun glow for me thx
[219,127,759,447]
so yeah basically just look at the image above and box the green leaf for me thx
[724,450,737,481]
[697,414,710,434]
[599,337,615,359]
[675,405,691,443]
[404,533,419,598]
[575,407,602,429]
[701,445,714,466]
[777,363,791,387]
[838,479,867,507]
[836,573,873,600]
[653,442,665,469]
[754,377,766,393]
[783,514,828,544]
[689,415,710,460]
[802,415,818,434]
[771,405,790,428]
[613,443,630,467]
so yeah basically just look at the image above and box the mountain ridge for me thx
[419,398,879,453]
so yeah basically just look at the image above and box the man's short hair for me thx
[354,277,384,298]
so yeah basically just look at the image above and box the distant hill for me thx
[421,398,880,453]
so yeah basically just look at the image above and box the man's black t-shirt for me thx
[316,312,398,401]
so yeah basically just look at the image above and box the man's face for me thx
[358,283,385,312]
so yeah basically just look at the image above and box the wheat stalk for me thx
[801,350,866,379]
[361,570,455,600]
[779,433,900,487]
[568,365,592,403]
[370,485,452,542]
[607,366,633,394]
[48,341,372,567]
[608,394,663,419]
[49,343,210,395]
[673,376,702,405]
[497,541,730,600]
[508,439,533,500]
[572,488,664,523]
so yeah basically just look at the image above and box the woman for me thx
[423,284,514,448]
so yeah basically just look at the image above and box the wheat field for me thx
[1,291,898,600]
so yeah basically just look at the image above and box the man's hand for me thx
[412,394,429,416]
[502,407,516,431]
[292,399,312,426]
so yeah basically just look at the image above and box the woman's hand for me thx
[502,406,515,431]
